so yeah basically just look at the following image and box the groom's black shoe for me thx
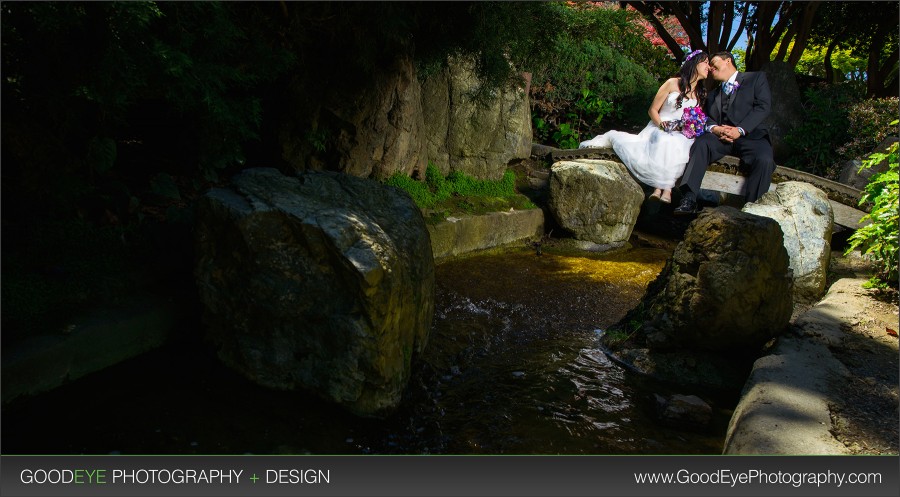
[673,190,698,216]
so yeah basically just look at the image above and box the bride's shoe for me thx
[648,189,662,201]
[659,189,672,204]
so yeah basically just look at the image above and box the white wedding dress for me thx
[579,92,697,190]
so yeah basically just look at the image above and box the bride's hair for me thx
[676,51,708,109]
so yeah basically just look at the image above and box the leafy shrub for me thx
[784,81,896,180]
[783,82,862,178]
[533,114,551,142]
[576,85,620,125]
[837,97,900,161]
[846,127,899,288]
[534,34,660,127]
[552,122,581,149]
[527,4,672,147]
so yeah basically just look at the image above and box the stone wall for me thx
[280,55,532,181]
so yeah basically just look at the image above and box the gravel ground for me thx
[823,252,899,455]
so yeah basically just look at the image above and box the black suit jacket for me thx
[705,71,772,141]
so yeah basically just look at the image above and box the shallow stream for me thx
[3,246,735,454]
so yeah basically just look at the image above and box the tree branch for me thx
[717,1,736,51]
[666,1,706,50]
[748,1,777,69]
[823,36,840,82]
[707,1,724,54]
[786,2,820,66]
[626,1,691,60]
[726,1,750,51]
[774,22,797,62]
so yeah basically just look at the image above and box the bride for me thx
[580,50,710,204]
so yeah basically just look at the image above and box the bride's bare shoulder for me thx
[663,78,680,92]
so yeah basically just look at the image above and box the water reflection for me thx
[393,246,730,454]
[2,246,732,455]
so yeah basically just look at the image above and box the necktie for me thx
[721,83,731,119]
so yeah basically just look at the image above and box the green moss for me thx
[384,163,535,222]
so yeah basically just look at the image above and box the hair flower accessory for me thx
[683,49,703,63]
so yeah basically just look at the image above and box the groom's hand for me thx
[715,125,740,143]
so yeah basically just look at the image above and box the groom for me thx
[674,51,775,215]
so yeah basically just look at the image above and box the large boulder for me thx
[645,206,793,350]
[760,61,803,163]
[194,168,434,417]
[421,56,532,180]
[838,136,898,190]
[743,181,833,303]
[615,206,793,352]
[547,159,644,246]
[601,207,793,390]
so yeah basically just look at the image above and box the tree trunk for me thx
[726,2,750,52]
[748,1,782,70]
[774,22,798,62]
[823,37,839,83]
[707,1,724,54]
[786,2,820,67]
[866,24,899,97]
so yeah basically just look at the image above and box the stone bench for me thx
[538,145,868,230]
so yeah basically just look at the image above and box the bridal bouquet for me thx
[680,106,707,139]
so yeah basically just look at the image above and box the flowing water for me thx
[2,246,734,455]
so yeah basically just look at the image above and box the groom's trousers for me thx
[679,132,776,203]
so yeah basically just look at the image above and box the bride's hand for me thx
[659,121,678,132]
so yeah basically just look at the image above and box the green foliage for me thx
[532,114,551,142]
[846,129,899,288]
[385,164,517,210]
[385,173,434,208]
[783,82,863,178]
[527,4,672,146]
[551,122,581,150]
[784,83,896,180]
[447,169,517,198]
[837,97,900,162]
[305,127,330,153]
[2,1,296,213]
[85,136,118,174]
[731,48,747,72]
[794,43,867,82]
[576,84,619,125]
[535,33,660,119]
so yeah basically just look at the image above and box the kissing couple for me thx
[580,50,774,213]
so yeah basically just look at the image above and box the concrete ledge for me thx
[427,208,544,261]
[1,295,179,404]
[722,279,873,454]
[723,335,849,454]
